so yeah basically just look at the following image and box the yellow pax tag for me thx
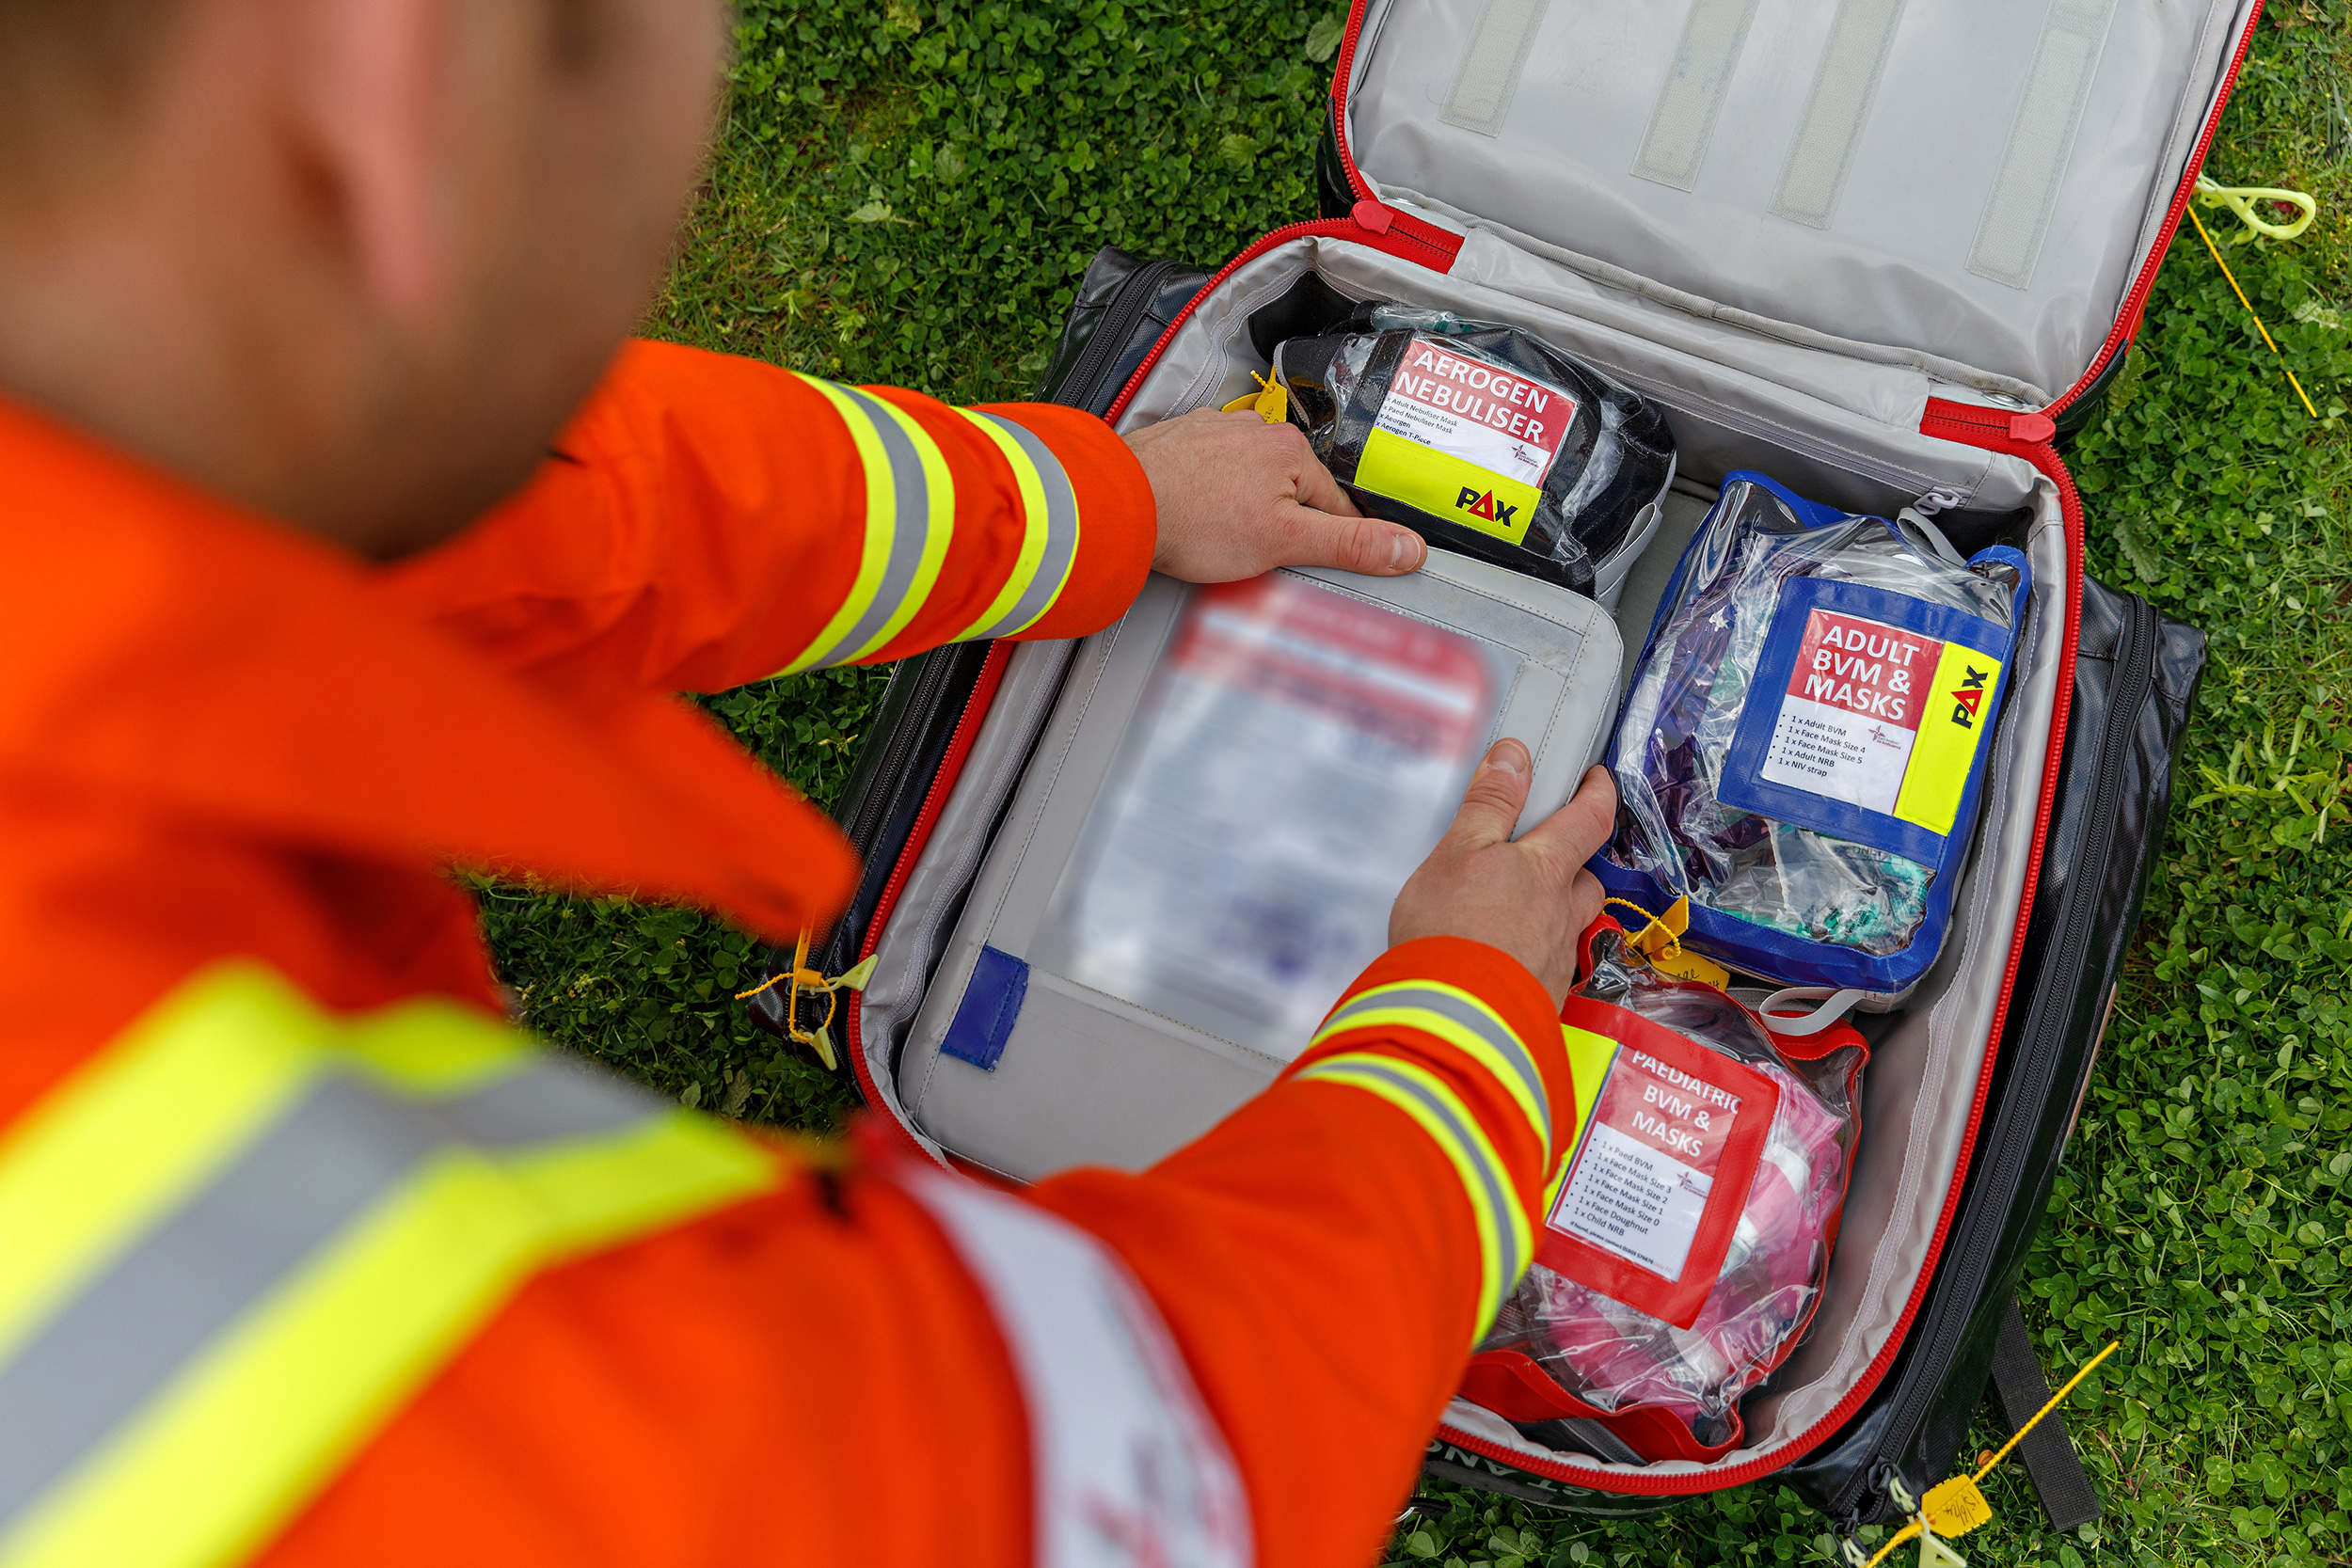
[1629,896,1732,987]
[1920,1476,1994,1539]
[1219,373,1288,424]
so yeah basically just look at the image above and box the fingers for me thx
[1447,738,1534,849]
[1287,438,1363,519]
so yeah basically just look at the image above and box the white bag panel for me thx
[1344,0,2254,397]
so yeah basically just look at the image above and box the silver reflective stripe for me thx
[1631,0,1763,191]
[0,1059,654,1531]
[802,385,935,668]
[961,411,1079,640]
[904,1171,1251,1568]
[1769,0,1910,229]
[1967,0,2121,289]
[1299,1055,1523,1311]
[1320,987,1549,1146]
[1439,0,1550,138]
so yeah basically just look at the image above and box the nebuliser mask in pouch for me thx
[1595,472,2032,996]
[1466,926,1866,1462]
[1271,307,1676,598]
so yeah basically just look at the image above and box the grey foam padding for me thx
[899,553,1623,1180]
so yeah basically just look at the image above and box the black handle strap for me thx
[1990,1294,2103,1531]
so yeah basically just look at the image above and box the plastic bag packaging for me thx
[1028,573,1510,1059]
[1270,309,1675,597]
[1594,471,2032,995]
[1468,926,1866,1460]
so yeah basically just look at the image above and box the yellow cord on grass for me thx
[2185,201,2321,420]
[1852,1337,2123,1568]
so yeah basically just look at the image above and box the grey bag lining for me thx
[1767,0,1909,230]
[1343,0,2255,398]
[1442,0,1550,136]
[1967,0,2124,290]
[1632,0,1765,191]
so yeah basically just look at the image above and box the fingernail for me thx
[1390,531,1424,571]
[1485,738,1529,776]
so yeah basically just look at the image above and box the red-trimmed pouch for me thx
[1466,923,1867,1460]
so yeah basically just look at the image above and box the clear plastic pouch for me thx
[1594,471,2031,994]
[1464,925,1866,1461]
[1269,311,1675,598]
[1028,573,1511,1059]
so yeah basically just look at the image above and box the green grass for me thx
[476,3,2352,1563]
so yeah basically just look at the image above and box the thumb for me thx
[1445,738,1534,849]
[1518,764,1620,881]
[1277,501,1428,577]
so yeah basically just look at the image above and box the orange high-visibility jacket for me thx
[0,341,1578,1568]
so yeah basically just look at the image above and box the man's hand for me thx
[1124,408,1428,582]
[1389,743,1618,1007]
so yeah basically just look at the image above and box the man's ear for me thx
[288,0,454,321]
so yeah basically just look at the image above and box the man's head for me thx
[0,0,724,557]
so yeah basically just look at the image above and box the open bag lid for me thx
[1334,0,2261,407]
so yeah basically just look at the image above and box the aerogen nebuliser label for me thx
[1352,337,1578,546]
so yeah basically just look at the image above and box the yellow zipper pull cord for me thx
[1850,1337,2123,1568]
[2184,199,2322,420]
[2196,173,2317,243]
[734,931,882,1072]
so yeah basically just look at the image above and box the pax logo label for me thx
[1454,486,1519,528]
[1947,666,1990,727]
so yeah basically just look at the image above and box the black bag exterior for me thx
[749,250,1204,1037]
[1779,578,2205,1529]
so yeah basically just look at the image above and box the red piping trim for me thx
[2048,0,2265,413]
[846,640,1015,1164]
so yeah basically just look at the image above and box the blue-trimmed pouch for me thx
[1595,472,2032,997]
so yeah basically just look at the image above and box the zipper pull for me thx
[2007,412,2057,445]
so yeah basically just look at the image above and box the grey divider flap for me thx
[899,550,1622,1181]
[1343,0,2254,401]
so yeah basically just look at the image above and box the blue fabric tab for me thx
[940,945,1029,1071]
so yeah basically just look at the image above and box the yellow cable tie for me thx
[1601,896,1685,962]
[2196,173,2317,243]
[1971,1336,2121,1481]
[2186,203,2321,420]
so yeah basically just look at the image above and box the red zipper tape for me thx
[848,640,1015,1164]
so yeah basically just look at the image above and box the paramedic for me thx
[0,3,1619,1568]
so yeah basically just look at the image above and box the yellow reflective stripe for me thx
[0,965,780,1568]
[775,377,956,673]
[1,1119,771,1568]
[0,968,316,1369]
[948,409,1081,640]
[1293,1052,1531,1337]
[1311,979,1548,1154]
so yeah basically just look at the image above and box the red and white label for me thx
[1377,338,1577,489]
[1756,610,1942,815]
[1549,1048,1751,1281]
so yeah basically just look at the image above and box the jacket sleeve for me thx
[1026,935,1578,1568]
[381,339,1158,693]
